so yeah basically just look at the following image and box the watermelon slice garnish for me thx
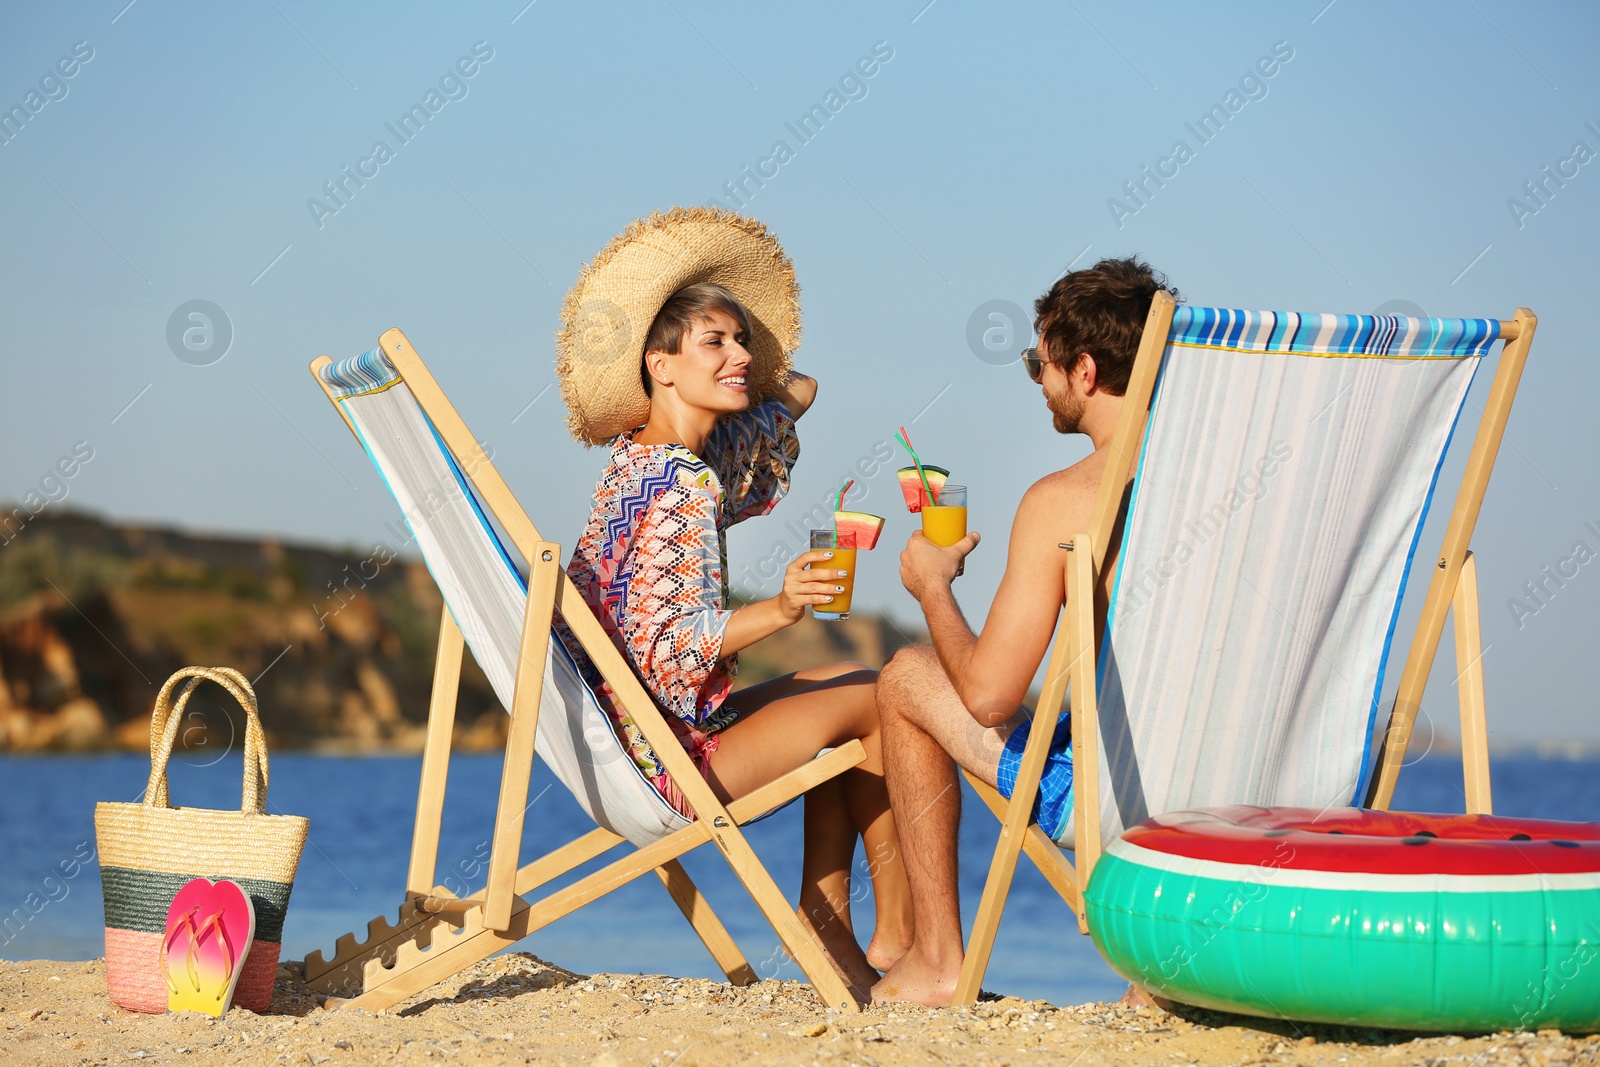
[832,511,886,550]
[896,466,949,513]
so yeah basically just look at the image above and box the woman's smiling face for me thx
[647,309,753,417]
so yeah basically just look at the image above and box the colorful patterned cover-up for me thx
[556,399,799,817]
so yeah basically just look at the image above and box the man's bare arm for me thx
[901,470,1090,726]
[907,558,980,702]
[955,482,1072,723]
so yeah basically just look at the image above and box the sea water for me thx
[2,752,1597,1006]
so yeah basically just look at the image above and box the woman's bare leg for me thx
[712,664,912,998]
[842,764,913,972]
[798,774,861,973]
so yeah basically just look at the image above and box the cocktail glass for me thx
[921,483,968,576]
[809,529,856,621]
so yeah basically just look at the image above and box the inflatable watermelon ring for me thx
[1086,806,1600,1032]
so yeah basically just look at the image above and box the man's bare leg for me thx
[871,645,1011,1006]
[872,648,963,1005]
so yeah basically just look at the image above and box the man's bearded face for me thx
[1043,355,1087,434]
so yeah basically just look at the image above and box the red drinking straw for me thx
[833,478,855,548]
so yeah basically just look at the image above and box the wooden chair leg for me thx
[1065,535,1104,930]
[664,746,867,1010]
[702,818,856,1009]
[485,542,561,934]
[1453,552,1493,814]
[952,782,1033,1007]
[964,771,1080,911]
[407,606,464,896]
[655,860,759,985]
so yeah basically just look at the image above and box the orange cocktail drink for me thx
[810,530,858,620]
[920,484,967,574]
[821,547,857,617]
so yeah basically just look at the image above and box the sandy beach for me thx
[3,954,1596,1067]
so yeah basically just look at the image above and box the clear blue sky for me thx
[2,1,1596,742]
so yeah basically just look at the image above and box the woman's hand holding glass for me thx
[779,549,849,623]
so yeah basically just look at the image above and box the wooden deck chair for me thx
[953,293,1536,1005]
[300,329,864,1012]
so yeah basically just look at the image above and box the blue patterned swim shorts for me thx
[994,709,1074,845]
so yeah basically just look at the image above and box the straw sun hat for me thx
[555,206,800,446]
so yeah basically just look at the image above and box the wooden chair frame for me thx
[300,329,864,1012]
[952,294,1537,1006]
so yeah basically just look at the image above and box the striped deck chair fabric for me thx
[318,350,691,846]
[1072,308,1499,847]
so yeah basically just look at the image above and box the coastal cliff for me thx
[0,511,918,754]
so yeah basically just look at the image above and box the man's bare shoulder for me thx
[1026,449,1107,499]
[1018,449,1107,533]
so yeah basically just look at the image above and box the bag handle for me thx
[144,666,270,815]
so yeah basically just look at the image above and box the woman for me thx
[554,208,910,998]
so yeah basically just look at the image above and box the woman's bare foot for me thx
[870,945,960,1007]
[796,906,878,1003]
[865,932,912,973]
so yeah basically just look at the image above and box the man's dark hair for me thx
[1033,257,1178,396]
[641,282,753,396]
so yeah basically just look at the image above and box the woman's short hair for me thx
[641,282,754,395]
[1033,257,1179,396]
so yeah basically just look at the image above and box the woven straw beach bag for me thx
[95,667,308,1013]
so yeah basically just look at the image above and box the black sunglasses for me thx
[1022,346,1045,383]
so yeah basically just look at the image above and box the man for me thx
[871,257,1178,1006]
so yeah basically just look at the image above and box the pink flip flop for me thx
[161,878,257,1017]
